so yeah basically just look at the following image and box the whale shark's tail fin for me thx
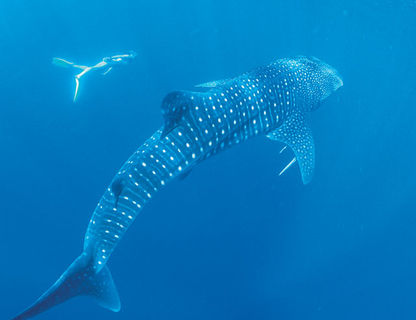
[11,253,120,320]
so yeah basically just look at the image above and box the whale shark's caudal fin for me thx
[267,111,315,184]
[11,253,120,320]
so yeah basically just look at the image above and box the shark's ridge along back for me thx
[11,56,342,320]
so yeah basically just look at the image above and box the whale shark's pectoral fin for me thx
[267,112,315,184]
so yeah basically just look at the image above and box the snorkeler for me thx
[52,51,137,102]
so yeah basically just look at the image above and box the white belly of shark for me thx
[11,56,343,320]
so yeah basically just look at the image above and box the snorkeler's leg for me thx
[75,68,90,79]
[74,77,80,102]
[73,68,91,102]
[73,64,88,70]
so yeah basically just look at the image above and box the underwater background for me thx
[1,0,416,319]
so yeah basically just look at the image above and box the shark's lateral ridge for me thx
[12,56,342,319]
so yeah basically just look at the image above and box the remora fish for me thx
[12,56,343,319]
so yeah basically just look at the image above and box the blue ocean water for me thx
[1,0,416,319]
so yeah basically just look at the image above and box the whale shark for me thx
[11,56,343,320]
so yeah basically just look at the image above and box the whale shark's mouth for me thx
[324,64,343,91]
[309,57,343,100]
[288,56,343,92]
[314,57,343,91]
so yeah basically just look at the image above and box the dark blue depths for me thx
[1,1,416,320]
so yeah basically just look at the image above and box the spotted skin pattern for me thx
[84,56,343,269]
[12,57,343,320]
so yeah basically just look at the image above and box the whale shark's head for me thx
[285,56,343,111]
[309,56,343,97]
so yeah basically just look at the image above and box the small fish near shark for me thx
[11,56,343,319]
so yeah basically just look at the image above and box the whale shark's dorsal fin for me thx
[195,78,231,88]
[111,176,126,208]
[160,91,194,138]
[267,112,315,184]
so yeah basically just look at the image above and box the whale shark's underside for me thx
[11,56,343,320]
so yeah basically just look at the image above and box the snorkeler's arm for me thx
[93,60,108,69]
[102,67,113,75]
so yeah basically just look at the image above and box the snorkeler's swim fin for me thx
[73,77,80,102]
[52,57,87,71]
[52,57,74,68]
